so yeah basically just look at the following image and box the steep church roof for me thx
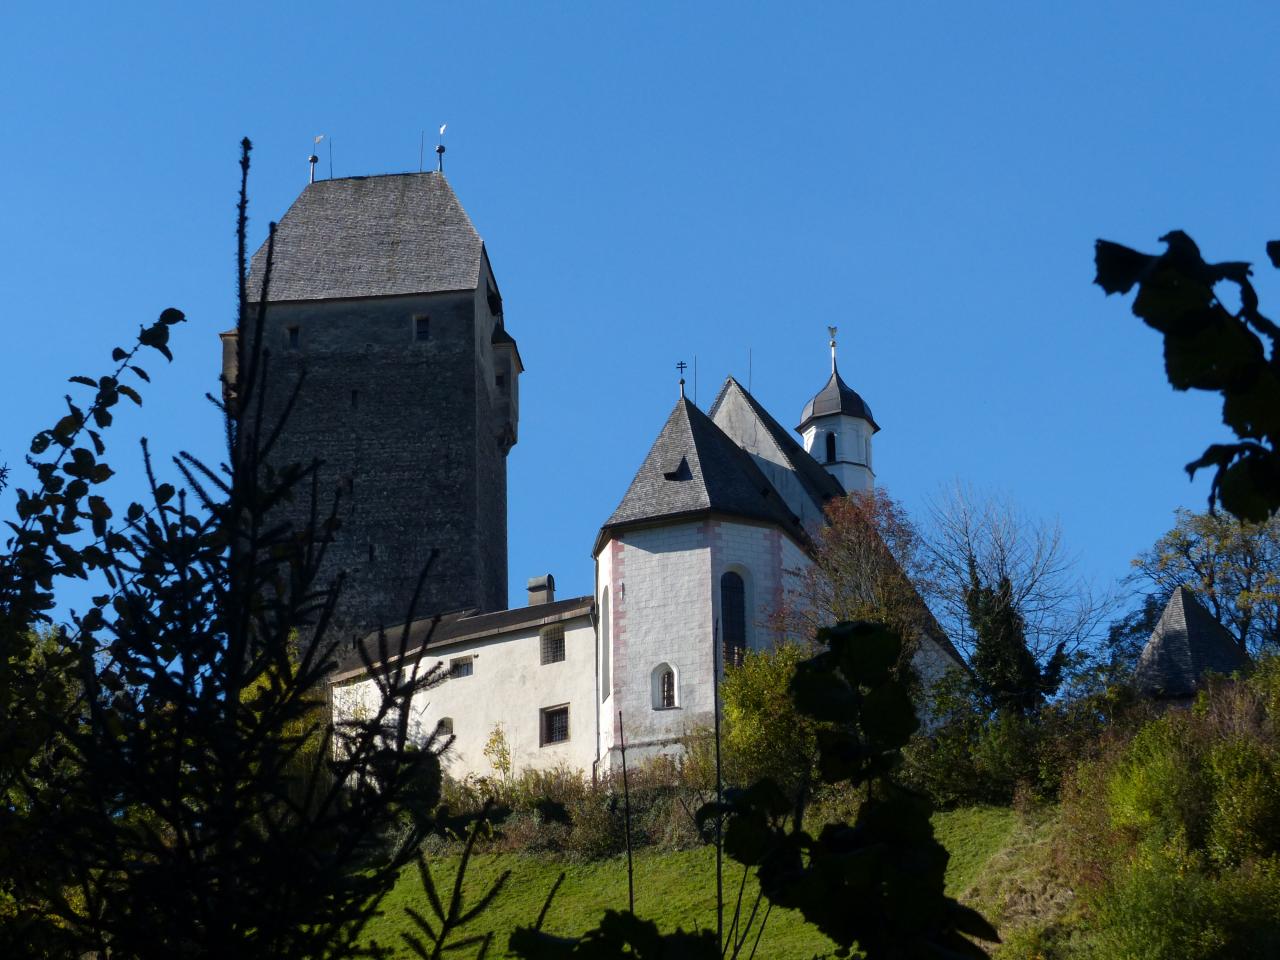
[245,172,484,302]
[1133,586,1251,699]
[595,395,804,554]
[798,366,880,433]
[709,376,847,507]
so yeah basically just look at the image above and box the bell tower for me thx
[797,327,878,494]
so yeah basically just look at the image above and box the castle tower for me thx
[229,172,521,649]
[796,329,878,494]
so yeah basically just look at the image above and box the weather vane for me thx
[436,123,447,172]
[828,326,838,373]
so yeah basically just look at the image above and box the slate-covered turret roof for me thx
[245,172,484,302]
[797,366,880,434]
[594,396,804,554]
[709,376,847,507]
[1133,586,1251,699]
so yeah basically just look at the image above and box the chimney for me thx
[527,574,555,606]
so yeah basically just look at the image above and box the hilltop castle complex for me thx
[233,170,962,778]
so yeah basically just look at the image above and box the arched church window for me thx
[825,432,836,464]
[651,663,677,709]
[721,571,747,668]
[437,717,453,736]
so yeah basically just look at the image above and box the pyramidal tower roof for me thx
[1133,586,1251,698]
[245,171,484,303]
[595,395,803,554]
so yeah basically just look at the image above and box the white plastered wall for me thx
[331,614,597,780]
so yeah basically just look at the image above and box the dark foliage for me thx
[0,140,449,958]
[1094,231,1280,521]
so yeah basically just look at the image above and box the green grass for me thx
[367,846,836,958]
[365,808,1031,958]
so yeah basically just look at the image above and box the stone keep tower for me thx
[797,330,878,494]
[225,172,521,645]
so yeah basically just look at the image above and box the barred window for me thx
[413,315,430,341]
[660,667,675,709]
[540,624,566,665]
[287,325,300,349]
[437,717,454,735]
[541,705,569,745]
[449,657,473,679]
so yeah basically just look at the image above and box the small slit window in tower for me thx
[540,624,566,665]
[414,315,430,341]
[368,543,375,563]
[660,667,675,709]
[825,432,836,464]
[287,326,300,349]
[540,704,569,745]
[351,389,359,409]
[437,717,454,736]
[721,571,747,668]
[449,657,473,679]
[496,373,506,389]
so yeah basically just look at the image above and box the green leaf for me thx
[155,483,175,505]
[118,385,142,406]
[130,365,150,382]
[69,375,97,387]
[111,347,128,361]
[791,665,857,722]
[830,621,901,688]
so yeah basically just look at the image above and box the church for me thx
[232,168,963,780]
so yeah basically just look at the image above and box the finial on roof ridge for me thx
[676,360,688,399]
[827,325,838,374]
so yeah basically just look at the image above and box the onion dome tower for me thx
[797,327,879,494]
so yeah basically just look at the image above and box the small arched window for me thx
[437,717,454,736]
[721,571,747,668]
[825,432,836,463]
[652,663,677,709]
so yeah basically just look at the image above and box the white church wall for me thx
[801,418,874,494]
[331,615,597,780]
[598,521,715,769]
[708,518,805,652]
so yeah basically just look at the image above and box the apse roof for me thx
[1133,586,1251,699]
[244,171,484,302]
[595,396,804,553]
[797,366,880,434]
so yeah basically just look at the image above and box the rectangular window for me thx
[287,325,300,349]
[495,373,506,389]
[540,625,566,665]
[350,389,359,409]
[540,705,569,745]
[414,315,430,342]
[449,656,473,679]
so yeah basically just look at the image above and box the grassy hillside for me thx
[364,806,1027,958]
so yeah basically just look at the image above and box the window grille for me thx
[287,326,300,349]
[437,717,453,735]
[660,668,675,708]
[449,657,473,679]
[541,705,569,745]
[414,315,430,341]
[540,624,566,665]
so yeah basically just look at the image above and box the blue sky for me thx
[3,2,1277,624]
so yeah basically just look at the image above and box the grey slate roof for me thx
[797,365,880,433]
[245,172,483,302]
[709,376,848,505]
[1133,586,1251,699]
[595,396,804,554]
[333,596,595,684]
